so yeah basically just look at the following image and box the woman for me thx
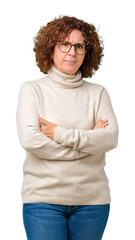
[16,16,119,240]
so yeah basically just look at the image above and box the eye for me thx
[61,42,69,47]
[76,44,84,49]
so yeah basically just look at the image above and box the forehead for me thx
[64,29,84,43]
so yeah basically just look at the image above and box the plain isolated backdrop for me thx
[0,0,135,239]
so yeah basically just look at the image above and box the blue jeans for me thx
[23,203,110,240]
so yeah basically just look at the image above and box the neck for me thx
[47,66,84,89]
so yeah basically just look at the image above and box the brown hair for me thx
[33,16,104,78]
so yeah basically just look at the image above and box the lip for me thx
[64,60,77,64]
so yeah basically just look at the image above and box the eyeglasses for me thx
[56,41,86,55]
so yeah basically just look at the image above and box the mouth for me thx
[64,60,77,64]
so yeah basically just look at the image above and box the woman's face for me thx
[52,29,85,75]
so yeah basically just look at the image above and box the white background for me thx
[0,0,135,239]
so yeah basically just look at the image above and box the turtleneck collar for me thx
[47,66,84,89]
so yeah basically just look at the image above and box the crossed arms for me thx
[16,83,118,160]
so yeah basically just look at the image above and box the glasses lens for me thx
[75,43,86,55]
[58,42,71,53]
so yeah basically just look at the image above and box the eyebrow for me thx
[63,41,85,44]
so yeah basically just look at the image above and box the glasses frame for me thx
[56,41,87,55]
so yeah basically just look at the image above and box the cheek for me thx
[53,50,64,65]
[53,45,65,62]
[78,55,85,66]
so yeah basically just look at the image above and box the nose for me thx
[68,45,76,55]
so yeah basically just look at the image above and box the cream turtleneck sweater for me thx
[16,66,118,205]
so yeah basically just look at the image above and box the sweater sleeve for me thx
[16,82,89,160]
[54,87,119,155]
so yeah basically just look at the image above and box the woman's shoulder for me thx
[83,79,105,93]
[19,75,48,92]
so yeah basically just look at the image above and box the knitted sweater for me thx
[16,66,119,205]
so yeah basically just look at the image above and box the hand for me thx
[92,119,109,130]
[38,117,58,140]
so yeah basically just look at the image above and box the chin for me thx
[63,67,78,75]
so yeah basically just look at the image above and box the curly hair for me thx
[33,16,104,78]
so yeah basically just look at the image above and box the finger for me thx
[96,119,108,126]
[40,127,46,133]
[98,121,109,128]
[98,119,108,123]
[93,120,109,129]
[96,119,102,124]
[38,117,44,123]
[95,120,106,128]
[38,117,48,125]
[99,120,108,125]
[98,122,109,128]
